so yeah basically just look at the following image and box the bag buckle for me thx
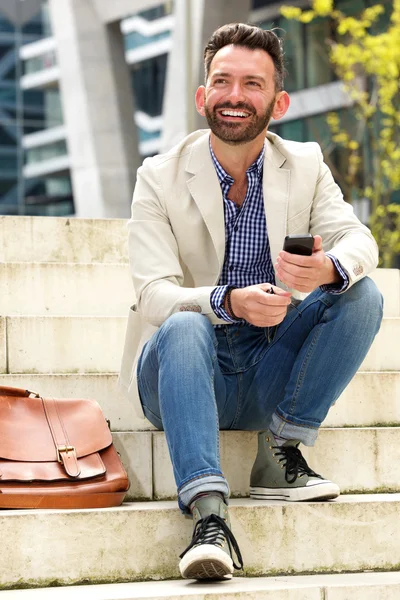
[57,445,76,463]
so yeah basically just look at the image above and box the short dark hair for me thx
[204,23,285,91]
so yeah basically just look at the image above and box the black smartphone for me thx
[283,234,314,256]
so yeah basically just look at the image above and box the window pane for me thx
[21,9,44,36]
[0,15,14,34]
[25,140,68,164]
[0,124,17,145]
[279,119,305,142]
[305,17,333,88]
[131,54,167,116]
[0,84,16,105]
[280,18,305,92]
[124,29,169,52]
[304,113,332,148]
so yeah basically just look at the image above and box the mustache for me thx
[213,102,255,115]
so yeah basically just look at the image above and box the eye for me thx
[214,78,227,84]
[247,81,261,87]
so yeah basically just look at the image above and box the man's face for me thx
[203,45,278,145]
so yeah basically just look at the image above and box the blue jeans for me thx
[137,277,383,511]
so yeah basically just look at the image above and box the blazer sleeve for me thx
[309,144,379,290]
[128,160,227,327]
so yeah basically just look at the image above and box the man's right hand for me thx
[226,284,292,327]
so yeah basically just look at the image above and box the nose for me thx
[227,81,246,104]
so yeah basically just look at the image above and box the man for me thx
[119,23,383,581]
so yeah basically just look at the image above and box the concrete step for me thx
[152,427,400,500]
[0,263,398,317]
[111,431,152,502]
[2,572,400,599]
[4,315,126,374]
[0,426,396,504]
[1,370,398,431]
[96,426,400,502]
[360,317,399,370]
[0,373,137,430]
[2,316,399,375]
[0,216,128,264]
[325,370,400,428]
[1,495,399,588]
[371,268,400,317]
[0,212,396,307]
[0,263,132,316]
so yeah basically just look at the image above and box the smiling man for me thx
[121,23,383,581]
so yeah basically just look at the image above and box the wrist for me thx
[224,287,241,320]
[322,256,341,286]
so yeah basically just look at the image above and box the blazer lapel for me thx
[263,134,290,267]
[184,131,290,281]
[186,133,225,272]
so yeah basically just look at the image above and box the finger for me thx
[276,260,314,281]
[278,267,317,290]
[254,286,291,304]
[313,235,323,253]
[270,284,292,296]
[278,275,311,292]
[277,251,316,267]
[276,262,317,287]
[256,293,291,307]
[259,283,291,296]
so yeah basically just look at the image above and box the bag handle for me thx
[0,386,40,398]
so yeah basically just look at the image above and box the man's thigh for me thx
[137,314,237,430]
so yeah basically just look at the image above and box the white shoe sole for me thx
[179,544,234,580]
[250,481,340,502]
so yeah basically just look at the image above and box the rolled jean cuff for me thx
[178,474,230,514]
[270,412,319,447]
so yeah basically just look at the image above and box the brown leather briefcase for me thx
[0,386,129,509]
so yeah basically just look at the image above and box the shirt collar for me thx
[209,139,265,184]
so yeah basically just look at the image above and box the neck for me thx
[210,130,266,180]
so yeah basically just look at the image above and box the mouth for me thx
[217,109,252,121]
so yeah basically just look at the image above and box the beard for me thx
[204,98,275,145]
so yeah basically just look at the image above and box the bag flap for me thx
[0,453,106,482]
[0,393,112,462]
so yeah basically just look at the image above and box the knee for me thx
[346,276,383,324]
[158,311,215,345]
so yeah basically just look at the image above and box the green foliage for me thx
[281,0,400,267]
[370,204,400,267]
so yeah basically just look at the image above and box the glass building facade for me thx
[0,0,396,217]
[0,2,73,216]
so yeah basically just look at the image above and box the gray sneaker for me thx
[178,494,243,580]
[250,430,340,502]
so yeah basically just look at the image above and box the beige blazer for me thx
[119,129,378,421]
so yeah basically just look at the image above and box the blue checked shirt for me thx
[209,142,348,323]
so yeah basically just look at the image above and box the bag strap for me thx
[0,386,39,398]
[42,397,81,478]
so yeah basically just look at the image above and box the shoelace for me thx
[273,444,322,484]
[179,514,244,570]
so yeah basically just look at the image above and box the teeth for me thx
[221,110,249,117]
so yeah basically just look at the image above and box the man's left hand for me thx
[275,235,341,293]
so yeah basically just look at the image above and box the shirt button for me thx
[229,266,234,271]
[234,226,238,232]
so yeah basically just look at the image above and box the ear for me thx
[272,91,290,121]
[195,86,206,116]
